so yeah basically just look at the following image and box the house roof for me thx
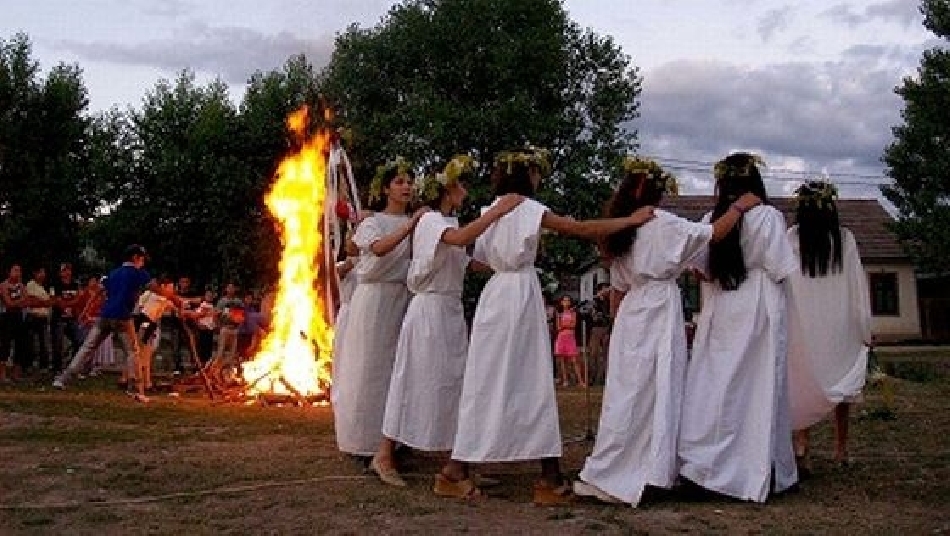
[658,196,909,263]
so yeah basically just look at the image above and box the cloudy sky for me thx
[2,0,939,198]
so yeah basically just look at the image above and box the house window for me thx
[869,272,900,316]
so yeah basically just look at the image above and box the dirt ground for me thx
[1,361,948,535]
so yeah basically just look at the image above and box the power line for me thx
[648,156,893,187]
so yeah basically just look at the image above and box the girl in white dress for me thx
[333,158,426,458]
[677,153,800,503]
[573,158,761,506]
[371,156,525,489]
[786,180,872,471]
[448,148,656,505]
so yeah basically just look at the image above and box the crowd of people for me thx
[331,149,871,507]
[0,249,273,402]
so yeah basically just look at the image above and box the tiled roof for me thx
[658,196,909,262]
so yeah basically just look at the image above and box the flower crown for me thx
[622,156,679,196]
[368,156,412,204]
[414,154,478,204]
[493,145,552,176]
[795,180,839,211]
[713,153,766,182]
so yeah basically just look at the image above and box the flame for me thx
[241,106,333,397]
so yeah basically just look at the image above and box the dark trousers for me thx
[0,311,28,369]
[51,317,82,373]
[166,316,190,372]
[196,328,214,365]
[24,315,50,370]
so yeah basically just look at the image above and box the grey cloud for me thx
[757,6,795,42]
[634,57,912,196]
[821,1,922,28]
[56,21,334,84]
[820,4,865,27]
[866,0,922,28]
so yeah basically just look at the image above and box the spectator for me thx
[168,275,203,374]
[182,290,217,366]
[215,282,244,364]
[51,262,83,375]
[24,266,54,372]
[0,264,29,379]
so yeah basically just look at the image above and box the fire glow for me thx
[241,106,333,398]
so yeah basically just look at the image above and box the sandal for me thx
[434,473,483,500]
[573,479,624,504]
[533,479,574,506]
[370,456,407,488]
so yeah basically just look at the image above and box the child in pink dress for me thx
[554,295,585,386]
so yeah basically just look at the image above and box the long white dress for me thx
[786,226,871,430]
[330,266,358,408]
[678,205,800,502]
[333,213,411,456]
[579,210,712,506]
[382,212,470,451]
[452,198,562,462]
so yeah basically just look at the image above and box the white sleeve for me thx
[352,216,384,253]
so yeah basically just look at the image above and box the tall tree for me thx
[0,33,96,269]
[320,0,641,276]
[882,0,950,273]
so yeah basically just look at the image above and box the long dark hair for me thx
[491,161,537,197]
[795,181,843,277]
[367,166,414,212]
[708,153,769,290]
[603,170,663,259]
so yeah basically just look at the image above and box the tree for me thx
[320,0,641,276]
[882,0,950,273]
[0,33,97,270]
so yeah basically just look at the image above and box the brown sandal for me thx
[434,473,483,500]
[532,480,574,506]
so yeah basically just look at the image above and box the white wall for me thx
[866,263,921,341]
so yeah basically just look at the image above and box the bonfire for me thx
[240,106,335,402]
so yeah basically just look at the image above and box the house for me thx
[582,196,922,342]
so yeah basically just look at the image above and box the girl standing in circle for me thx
[333,158,426,460]
[677,153,800,503]
[786,180,872,471]
[372,155,525,489]
[574,157,760,506]
[554,295,584,387]
[447,147,655,505]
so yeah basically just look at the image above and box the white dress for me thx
[579,210,712,506]
[330,267,358,408]
[786,226,871,430]
[333,213,411,456]
[678,205,800,502]
[382,213,470,451]
[452,198,562,462]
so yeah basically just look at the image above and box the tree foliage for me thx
[882,0,950,273]
[320,0,641,276]
[0,33,98,270]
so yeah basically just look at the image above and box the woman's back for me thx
[474,198,546,272]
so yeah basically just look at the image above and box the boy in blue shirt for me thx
[54,245,179,402]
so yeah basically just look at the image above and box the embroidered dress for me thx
[382,212,470,450]
[452,198,562,462]
[333,213,411,456]
[678,205,799,502]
